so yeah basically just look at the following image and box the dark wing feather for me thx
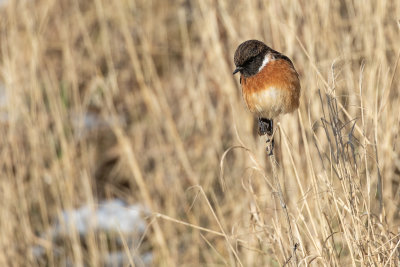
[269,49,295,68]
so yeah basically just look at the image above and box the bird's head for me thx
[233,40,272,78]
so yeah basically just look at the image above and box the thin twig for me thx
[267,126,298,266]
[283,243,300,267]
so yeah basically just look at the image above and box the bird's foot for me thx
[258,118,273,136]
[266,137,275,156]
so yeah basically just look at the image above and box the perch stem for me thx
[266,126,298,266]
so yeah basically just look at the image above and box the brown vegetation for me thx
[0,0,399,266]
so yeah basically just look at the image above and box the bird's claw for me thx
[258,118,273,136]
[266,137,274,156]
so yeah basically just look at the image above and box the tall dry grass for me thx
[0,0,399,266]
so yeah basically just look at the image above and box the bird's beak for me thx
[233,67,243,75]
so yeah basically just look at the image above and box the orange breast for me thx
[241,59,300,119]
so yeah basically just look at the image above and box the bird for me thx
[233,40,301,139]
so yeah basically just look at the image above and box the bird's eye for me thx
[245,57,256,66]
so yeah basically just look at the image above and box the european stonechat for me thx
[233,40,301,137]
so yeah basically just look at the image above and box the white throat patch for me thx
[258,54,271,73]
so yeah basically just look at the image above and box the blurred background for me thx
[0,0,399,266]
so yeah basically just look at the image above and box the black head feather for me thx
[233,40,294,77]
[233,40,268,77]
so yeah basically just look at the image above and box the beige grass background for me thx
[0,0,400,266]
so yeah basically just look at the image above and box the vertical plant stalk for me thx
[267,127,298,266]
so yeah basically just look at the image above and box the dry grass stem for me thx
[0,0,399,266]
